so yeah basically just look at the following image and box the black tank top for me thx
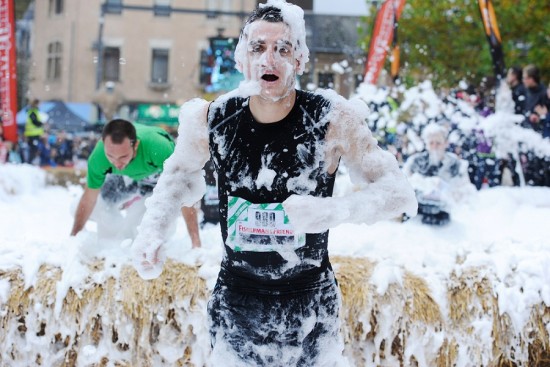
[208,89,337,289]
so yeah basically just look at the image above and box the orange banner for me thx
[478,0,505,78]
[0,0,18,142]
[364,0,406,85]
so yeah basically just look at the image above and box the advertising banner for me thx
[478,0,505,79]
[0,0,18,142]
[364,0,405,85]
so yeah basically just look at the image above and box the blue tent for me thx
[17,101,95,133]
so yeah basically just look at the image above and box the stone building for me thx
[25,0,367,123]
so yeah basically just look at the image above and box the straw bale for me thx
[435,339,459,367]
[448,267,495,325]
[403,272,442,325]
[119,259,207,320]
[44,166,86,187]
[35,264,62,304]
[1,256,549,366]
[333,256,443,366]
[2,269,28,314]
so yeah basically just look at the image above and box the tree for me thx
[362,0,550,88]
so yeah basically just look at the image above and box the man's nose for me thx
[263,49,276,65]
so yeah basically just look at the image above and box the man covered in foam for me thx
[403,122,474,226]
[132,1,417,365]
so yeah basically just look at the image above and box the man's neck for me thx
[249,89,296,123]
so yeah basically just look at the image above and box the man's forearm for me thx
[181,206,201,248]
[70,189,99,236]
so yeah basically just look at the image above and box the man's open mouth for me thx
[261,74,279,82]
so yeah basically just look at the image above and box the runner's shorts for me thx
[207,267,342,367]
[100,173,159,204]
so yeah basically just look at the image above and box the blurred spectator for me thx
[506,66,527,115]
[24,99,46,164]
[0,125,7,163]
[533,87,550,139]
[522,64,548,132]
[37,135,56,167]
[403,123,474,225]
[6,141,23,164]
[72,133,99,170]
[55,131,74,166]
[521,64,548,186]
[464,129,502,189]
[533,88,550,186]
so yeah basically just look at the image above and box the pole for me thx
[95,4,105,91]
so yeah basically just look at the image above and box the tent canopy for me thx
[17,101,95,133]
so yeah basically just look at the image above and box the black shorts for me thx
[100,174,158,205]
[207,268,342,366]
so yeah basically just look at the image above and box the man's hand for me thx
[534,104,548,120]
[529,113,541,124]
[131,237,166,280]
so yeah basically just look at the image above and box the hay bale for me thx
[333,256,443,366]
[43,166,87,187]
[1,256,549,366]
[0,260,209,366]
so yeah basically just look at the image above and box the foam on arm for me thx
[284,95,417,233]
[132,98,210,278]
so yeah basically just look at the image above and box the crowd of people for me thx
[369,64,550,190]
[0,99,100,168]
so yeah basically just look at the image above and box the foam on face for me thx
[234,0,309,76]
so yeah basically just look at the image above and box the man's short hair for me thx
[508,66,522,82]
[102,119,137,145]
[523,64,540,84]
[243,6,283,29]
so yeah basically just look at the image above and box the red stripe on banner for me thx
[364,0,406,85]
[0,0,18,143]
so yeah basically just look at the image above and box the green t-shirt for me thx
[87,123,175,189]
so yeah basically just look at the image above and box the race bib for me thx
[226,196,306,252]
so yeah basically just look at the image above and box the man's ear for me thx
[134,139,140,151]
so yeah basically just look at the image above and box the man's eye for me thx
[251,45,264,53]
[279,47,290,55]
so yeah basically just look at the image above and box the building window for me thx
[151,49,169,84]
[103,47,120,82]
[154,0,171,16]
[206,0,231,18]
[48,0,64,16]
[318,72,334,89]
[46,42,62,81]
[105,0,123,14]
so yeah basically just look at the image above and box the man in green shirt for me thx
[70,119,201,248]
